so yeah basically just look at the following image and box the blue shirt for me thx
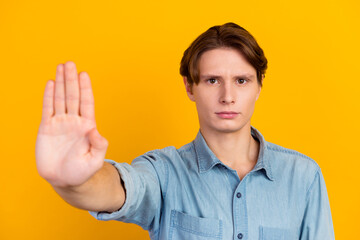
[89,126,335,240]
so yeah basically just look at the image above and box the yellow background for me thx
[0,0,359,239]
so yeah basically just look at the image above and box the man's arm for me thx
[52,161,126,212]
[88,153,164,232]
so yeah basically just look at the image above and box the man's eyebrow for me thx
[200,74,255,79]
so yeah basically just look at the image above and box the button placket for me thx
[233,178,248,240]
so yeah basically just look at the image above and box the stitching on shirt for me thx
[139,150,169,232]
[172,222,222,238]
[305,169,320,202]
[265,158,274,181]
[266,146,315,162]
[162,151,169,200]
[192,141,202,172]
[145,151,169,199]
[142,149,170,234]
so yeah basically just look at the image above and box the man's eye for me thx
[207,78,218,84]
[237,79,247,84]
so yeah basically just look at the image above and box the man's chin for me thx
[212,126,244,134]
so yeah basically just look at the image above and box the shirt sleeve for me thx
[299,168,335,239]
[88,150,166,231]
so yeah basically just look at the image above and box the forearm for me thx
[52,161,126,212]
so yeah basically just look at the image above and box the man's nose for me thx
[219,83,235,104]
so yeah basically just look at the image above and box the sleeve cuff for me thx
[88,159,134,221]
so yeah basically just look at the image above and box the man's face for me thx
[183,47,262,134]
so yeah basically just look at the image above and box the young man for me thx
[36,22,335,239]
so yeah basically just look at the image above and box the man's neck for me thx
[200,123,260,170]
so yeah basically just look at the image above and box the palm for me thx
[36,62,108,188]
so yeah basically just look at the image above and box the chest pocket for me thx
[259,226,296,240]
[169,210,223,240]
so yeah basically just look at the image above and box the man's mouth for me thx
[215,111,239,119]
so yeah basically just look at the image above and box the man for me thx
[36,22,335,239]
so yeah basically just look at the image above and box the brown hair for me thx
[180,22,267,88]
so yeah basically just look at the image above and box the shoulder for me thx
[265,141,321,181]
[134,142,197,173]
[140,144,187,159]
[134,141,193,163]
[266,141,319,167]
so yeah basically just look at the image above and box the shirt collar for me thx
[193,125,274,181]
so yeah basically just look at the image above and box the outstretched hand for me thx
[35,61,109,188]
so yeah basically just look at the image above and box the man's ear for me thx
[183,76,195,102]
[256,86,262,101]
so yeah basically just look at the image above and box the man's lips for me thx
[215,111,239,114]
[215,111,239,119]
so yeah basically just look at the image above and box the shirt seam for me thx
[143,150,170,235]
[305,168,321,202]
[266,146,316,162]
[150,150,170,199]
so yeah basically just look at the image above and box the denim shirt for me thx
[89,126,335,240]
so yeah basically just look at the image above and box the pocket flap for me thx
[170,210,223,237]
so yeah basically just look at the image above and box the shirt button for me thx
[237,233,243,239]
[236,192,242,198]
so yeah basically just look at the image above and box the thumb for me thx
[88,128,109,157]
